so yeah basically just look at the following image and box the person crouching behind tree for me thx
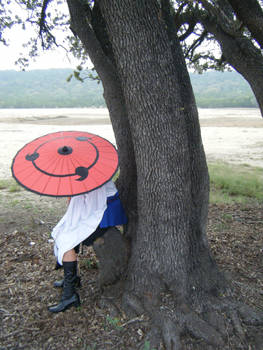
[48,180,127,313]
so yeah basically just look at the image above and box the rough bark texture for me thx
[98,0,224,310]
[93,227,130,289]
[227,0,263,49]
[66,0,138,225]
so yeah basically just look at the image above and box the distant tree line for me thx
[0,69,258,108]
[190,72,257,108]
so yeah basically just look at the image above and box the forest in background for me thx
[0,68,258,108]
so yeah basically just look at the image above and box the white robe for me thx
[51,181,117,265]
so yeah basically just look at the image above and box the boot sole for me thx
[48,296,80,313]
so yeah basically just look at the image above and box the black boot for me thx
[48,261,80,313]
[53,260,81,289]
[53,275,81,288]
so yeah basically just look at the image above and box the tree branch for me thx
[227,0,263,49]
[66,0,138,218]
[39,0,58,48]
[198,0,241,37]
[184,29,208,60]
[66,0,115,81]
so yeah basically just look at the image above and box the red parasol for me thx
[11,131,119,197]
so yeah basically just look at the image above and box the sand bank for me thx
[1,108,262,179]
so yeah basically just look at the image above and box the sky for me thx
[0,2,217,72]
[0,44,78,71]
[0,27,81,71]
[0,46,80,71]
[0,2,82,71]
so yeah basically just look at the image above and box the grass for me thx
[0,163,262,206]
[0,178,21,192]
[105,316,123,331]
[143,341,157,350]
[9,183,22,193]
[82,258,98,269]
[208,162,263,204]
[0,179,12,190]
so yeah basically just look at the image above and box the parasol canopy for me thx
[11,130,119,197]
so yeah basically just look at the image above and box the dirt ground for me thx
[0,109,263,349]
[0,189,262,350]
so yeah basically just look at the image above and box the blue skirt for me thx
[99,191,128,228]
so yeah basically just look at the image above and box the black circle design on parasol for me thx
[58,146,73,155]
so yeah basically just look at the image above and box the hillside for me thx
[0,69,105,108]
[0,69,258,108]
[190,71,257,108]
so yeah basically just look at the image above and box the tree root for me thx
[93,229,263,349]
[122,291,263,350]
[93,227,130,289]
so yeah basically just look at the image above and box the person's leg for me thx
[53,248,81,288]
[48,249,80,313]
[63,249,77,262]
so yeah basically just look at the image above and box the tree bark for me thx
[66,0,138,225]
[98,0,225,310]
[227,0,263,49]
[65,0,263,347]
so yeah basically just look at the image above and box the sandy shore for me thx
[1,108,262,179]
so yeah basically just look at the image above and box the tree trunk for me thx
[98,0,224,309]
[66,0,138,226]
[66,0,263,347]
